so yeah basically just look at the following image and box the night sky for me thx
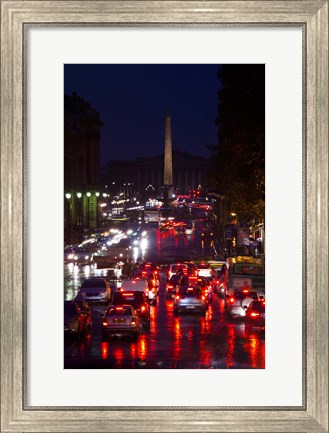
[64,64,219,166]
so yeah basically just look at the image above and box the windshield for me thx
[81,279,106,288]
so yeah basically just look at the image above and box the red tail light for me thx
[242,289,249,293]
[251,312,260,317]
[229,297,235,303]
[102,321,108,327]
[141,306,146,312]
[130,319,136,326]
[152,288,156,293]
[175,295,180,300]
[167,285,173,289]
[115,307,123,311]
[202,295,205,301]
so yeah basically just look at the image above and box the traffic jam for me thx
[64,214,265,369]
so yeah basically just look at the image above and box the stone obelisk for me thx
[163,111,173,201]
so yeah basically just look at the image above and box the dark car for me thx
[166,274,182,299]
[111,291,150,326]
[245,300,265,327]
[64,301,92,338]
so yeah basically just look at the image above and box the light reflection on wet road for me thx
[64,225,265,369]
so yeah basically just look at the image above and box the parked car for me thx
[64,301,92,337]
[174,286,207,315]
[245,300,265,327]
[111,291,150,326]
[75,277,112,303]
[101,305,141,339]
[225,290,258,319]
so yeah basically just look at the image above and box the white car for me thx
[167,263,187,280]
[119,278,157,305]
[225,290,258,319]
[196,263,212,278]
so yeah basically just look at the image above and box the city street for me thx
[64,224,265,369]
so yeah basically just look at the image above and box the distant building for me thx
[103,150,210,198]
[64,92,103,239]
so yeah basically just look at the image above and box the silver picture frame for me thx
[1,1,328,432]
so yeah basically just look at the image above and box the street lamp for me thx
[95,192,100,229]
[86,192,91,228]
[65,193,71,244]
[77,192,82,240]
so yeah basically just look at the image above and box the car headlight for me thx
[68,254,74,259]
[85,256,89,260]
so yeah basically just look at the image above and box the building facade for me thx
[103,150,210,198]
[64,93,103,240]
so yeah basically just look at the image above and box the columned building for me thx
[104,150,210,198]
[64,92,103,241]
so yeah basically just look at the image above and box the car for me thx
[225,290,259,319]
[111,291,150,326]
[245,300,265,327]
[191,276,213,305]
[184,262,198,276]
[119,277,148,293]
[196,263,212,278]
[139,262,160,279]
[167,263,188,280]
[145,272,159,305]
[201,228,214,240]
[101,305,141,339]
[68,247,94,266]
[166,274,182,299]
[175,227,186,237]
[64,301,92,337]
[64,245,75,263]
[75,277,112,303]
[173,286,207,315]
[121,274,158,305]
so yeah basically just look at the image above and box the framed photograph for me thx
[1,1,328,432]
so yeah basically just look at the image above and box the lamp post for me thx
[86,192,91,229]
[65,193,71,244]
[95,192,100,229]
[77,192,82,240]
[102,193,107,224]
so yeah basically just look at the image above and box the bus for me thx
[224,256,265,297]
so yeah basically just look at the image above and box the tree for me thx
[209,65,265,226]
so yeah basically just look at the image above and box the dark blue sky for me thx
[64,64,219,166]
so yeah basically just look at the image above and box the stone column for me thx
[164,111,173,199]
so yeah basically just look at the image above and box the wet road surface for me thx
[64,225,265,369]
